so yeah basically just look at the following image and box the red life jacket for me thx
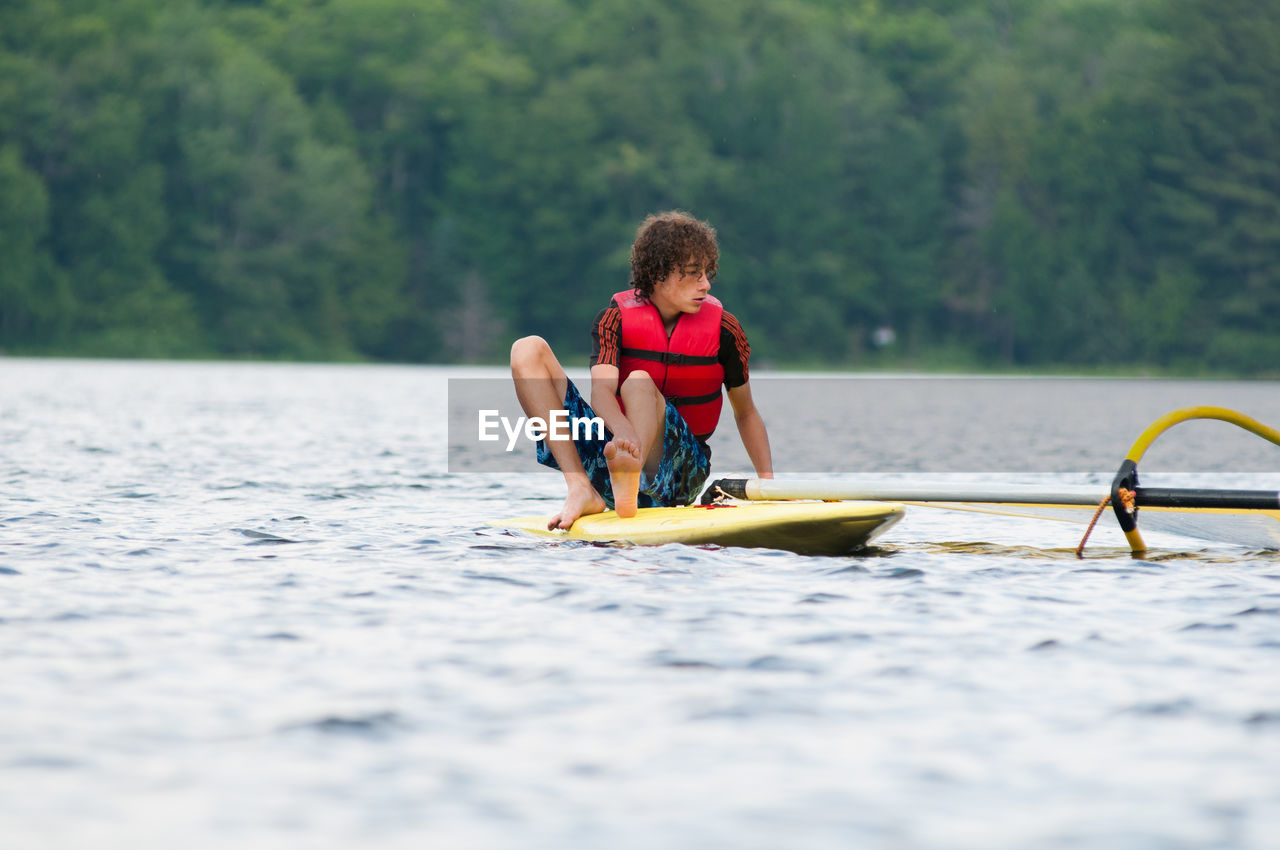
[613,289,724,437]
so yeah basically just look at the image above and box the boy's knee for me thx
[620,370,660,397]
[621,369,655,386]
[510,335,549,368]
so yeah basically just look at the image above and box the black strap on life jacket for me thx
[664,389,724,406]
[619,348,719,366]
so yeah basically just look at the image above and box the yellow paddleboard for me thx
[490,500,903,556]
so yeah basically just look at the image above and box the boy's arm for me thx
[726,381,773,478]
[588,363,639,446]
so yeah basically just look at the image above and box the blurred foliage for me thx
[0,0,1276,372]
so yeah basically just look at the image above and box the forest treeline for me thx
[1,0,1277,372]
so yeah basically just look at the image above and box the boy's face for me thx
[651,256,713,317]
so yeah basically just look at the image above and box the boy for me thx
[510,211,772,529]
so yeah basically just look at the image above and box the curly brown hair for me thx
[628,211,719,299]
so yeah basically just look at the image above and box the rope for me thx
[1075,488,1136,558]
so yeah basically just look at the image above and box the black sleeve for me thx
[719,311,750,388]
[589,306,622,368]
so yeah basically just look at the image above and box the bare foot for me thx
[548,482,606,530]
[604,438,643,518]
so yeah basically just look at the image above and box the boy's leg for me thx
[606,370,668,518]
[510,336,606,529]
[640,400,711,507]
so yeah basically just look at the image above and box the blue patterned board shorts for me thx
[535,379,711,508]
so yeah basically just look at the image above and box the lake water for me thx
[3,358,1279,849]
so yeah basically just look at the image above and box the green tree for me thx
[0,0,1276,372]
[149,5,405,358]
[0,144,71,347]
[1147,0,1280,370]
[229,0,530,361]
[1,0,200,355]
